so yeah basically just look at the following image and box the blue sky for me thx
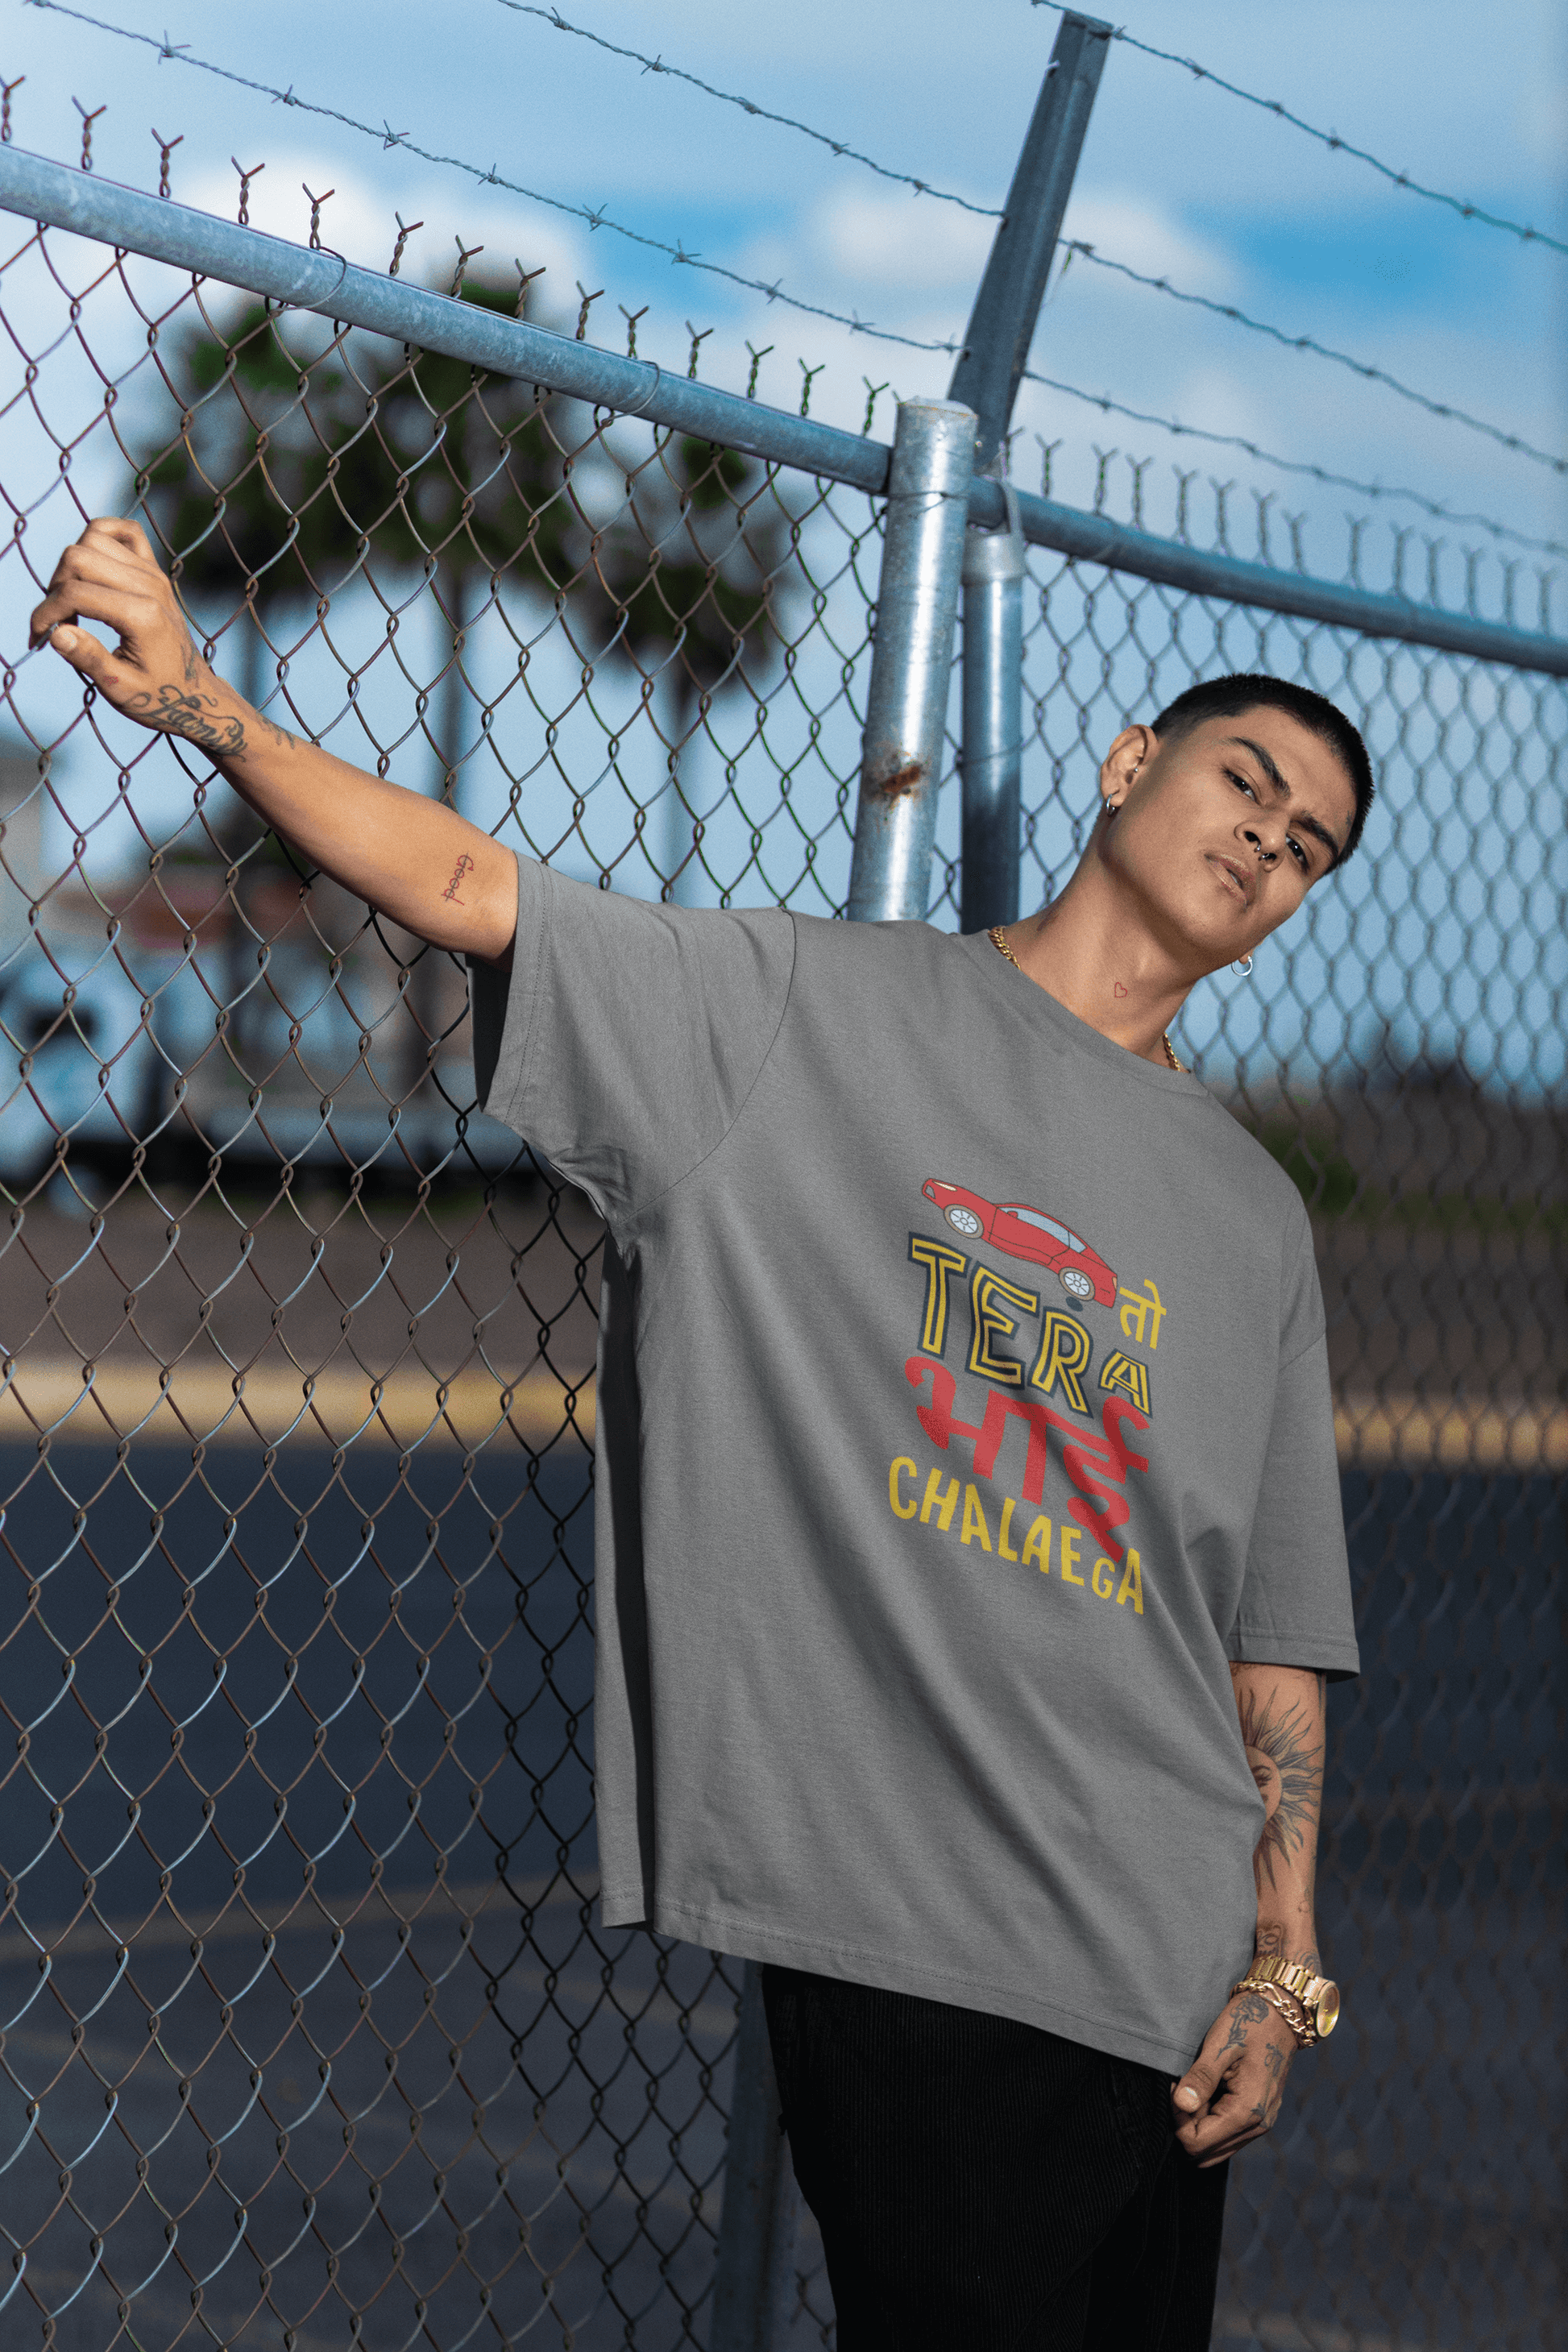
[0,0,1562,1093]
[2,0,1562,583]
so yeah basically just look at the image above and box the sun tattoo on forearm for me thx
[1235,1679,1324,1898]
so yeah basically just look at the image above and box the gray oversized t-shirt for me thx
[473,860,1359,2076]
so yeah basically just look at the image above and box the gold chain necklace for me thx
[987,925,1186,1073]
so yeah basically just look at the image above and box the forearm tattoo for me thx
[122,682,293,758]
[1253,1917,1323,1972]
[441,852,476,905]
[1236,1678,1324,1899]
[1255,1920,1284,1953]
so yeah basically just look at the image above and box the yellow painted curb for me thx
[2,1360,1558,1471]
[0,1355,596,1451]
[1334,1396,1566,1473]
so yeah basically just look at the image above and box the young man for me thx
[34,518,1367,2350]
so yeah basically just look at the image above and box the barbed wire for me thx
[1031,1,1568,260]
[20,0,1559,554]
[20,0,961,356]
[1019,367,1568,560]
[1057,241,1566,476]
[491,0,1002,220]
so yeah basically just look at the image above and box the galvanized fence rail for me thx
[0,128,1562,2352]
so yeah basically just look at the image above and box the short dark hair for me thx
[1148,673,1374,866]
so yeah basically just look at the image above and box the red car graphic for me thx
[921,1179,1118,1309]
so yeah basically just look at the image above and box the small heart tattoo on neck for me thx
[1114,983,1128,998]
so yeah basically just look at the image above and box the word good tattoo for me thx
[1235,1681,1324,1897]
[441,852,476,905]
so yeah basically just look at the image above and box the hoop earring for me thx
[1231,954,1254,978]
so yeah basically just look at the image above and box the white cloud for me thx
[1159,363,1271,443]
[1056,193,1236,300]
[745,186,993,301]
[736,180,1234,356]
[179,156,587,311]
[808,187,993,292]
[180,157,422,277]
[1516,77,1568,164]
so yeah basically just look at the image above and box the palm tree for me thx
[138,280,798,815]
[134,284,800,1109]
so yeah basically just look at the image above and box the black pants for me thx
[762,1966,1227,2352]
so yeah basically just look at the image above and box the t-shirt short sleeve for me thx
[1226,1197,1360,1678]
[469,857,796,1229]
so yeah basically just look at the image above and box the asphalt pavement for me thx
[0,1446,1558,2351]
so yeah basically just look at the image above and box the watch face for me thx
[1315,1984,1341,2038]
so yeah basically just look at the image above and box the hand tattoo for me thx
[1235,1682,1323,1897]
[122,685,251,755]
[1263,2039,1287,2079]
[119,682,293,761]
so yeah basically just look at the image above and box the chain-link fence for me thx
[0,201,1562,2352]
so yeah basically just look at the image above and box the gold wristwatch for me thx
[1234,1956,1341,2043]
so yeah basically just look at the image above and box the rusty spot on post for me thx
[875,760,925,800]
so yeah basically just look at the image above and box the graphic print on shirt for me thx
[894,1177,1169,1620]
[920,1178,1119,1308]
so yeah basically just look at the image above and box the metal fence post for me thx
[947,13,1111,479]
[712,394,974,2344]
[959,511,1027,932]
[709,1963,799,2352]
[949,12,1110,932]
[845,400,977,922]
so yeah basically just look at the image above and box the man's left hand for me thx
[1171,1989,1297,2167]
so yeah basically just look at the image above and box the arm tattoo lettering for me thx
[441,852,476,905]
[122,685,248,753]
[119,683,293,760]
[1235,1681,1324,1898]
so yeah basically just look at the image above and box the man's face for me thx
[1099,707,1357,975]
